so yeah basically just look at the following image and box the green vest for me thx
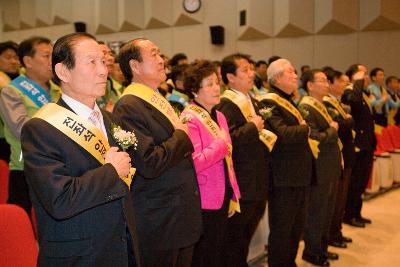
[3,77,60,170]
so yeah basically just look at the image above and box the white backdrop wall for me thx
[0,0,399,76]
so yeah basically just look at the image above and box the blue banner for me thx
[10,75,51,107]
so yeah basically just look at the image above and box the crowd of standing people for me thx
[0,32,399,267]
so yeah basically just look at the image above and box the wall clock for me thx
[183,0,201,14]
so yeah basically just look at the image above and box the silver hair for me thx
[267,58,293,85]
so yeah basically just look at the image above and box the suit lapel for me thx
[250,96,260,115]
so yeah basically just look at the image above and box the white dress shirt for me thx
[61,93,109,142]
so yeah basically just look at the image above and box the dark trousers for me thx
[0,138,10,162]
[329,168,351,242]
[303,179,337,257]
[127,227,137,267]
[7,170,31,218]
[191,190,230,267]
[141,245,194,267]
[268,186,308,267]
[344,150,374,220]
[224,199,267,267]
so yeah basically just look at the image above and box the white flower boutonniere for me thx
[111,124,138,152]
[180,113,193,124]
[259,107,274,120]
[110,123,138,189]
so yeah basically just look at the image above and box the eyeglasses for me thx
[313,79,329,84]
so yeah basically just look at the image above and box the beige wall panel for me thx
[314,0,333,32]
[171,25,204,61]
[237,39,273,62]
[273,0,290,35]
[272,36,314,70]
[52,0,71,25]
[274,0,314,37]
[315,0,358,34]
[332,0,359,29]
[71,0,95,33]
[20,0,36,29]
[313,34,358,71]
[1,0,20,31]
[358,30,400,76]
[172,0,203,26]
[238,0,272,40]
[145,0,172,29]
[289,0,314,33]
[361,0,400,30]
[96,0,119,33]
[120,0,145,31]
[1,24,74,43]
[203,0,237,60]
[35,0,52,26]
[381,0,400,24]
[141,28,174,56]
[96,31,145,43]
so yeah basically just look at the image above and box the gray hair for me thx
[267,58,293,85]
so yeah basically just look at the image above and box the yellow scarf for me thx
[261,93,320,158]
[34,103,133,188]
[222,90,277,151]
[300,96,344,168]
[123,83,180,128]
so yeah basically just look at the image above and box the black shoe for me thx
[342,236,353,243]
[343,218,365,228]
[329,240,347,248]
[357,216,372,224]
[324,251,339,260]
[302,252,330,266]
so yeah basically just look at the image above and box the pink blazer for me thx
[183,108,240,210]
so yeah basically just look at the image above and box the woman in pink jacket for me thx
[182,60,240,267]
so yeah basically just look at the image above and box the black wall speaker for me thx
[74,22,86,33]
[209,25,224,45]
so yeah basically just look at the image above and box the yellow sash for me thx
[300,96,344,167]
[362,93,372,113]
[184,104,241,215]
[261,93,320,158]
[323,96,348,119]
[34,103,133,188]
[323,95,357,142]
[222,90,277,151]
[0,71,11,88]
[123,83,180,128]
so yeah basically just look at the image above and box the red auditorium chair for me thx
[383,126,400,182]
[0,159,10,203]
[386,125,400,149]
[0,204,38,267]
[373,131,393,189]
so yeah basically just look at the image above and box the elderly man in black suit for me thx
[259,58,313,267]
[21,33,138,266]
[216,53,269,267]
[113,38,202,267]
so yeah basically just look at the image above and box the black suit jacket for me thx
[342,80,376,151]
[216,90,269,201]
[323,98,356,170]
[113,94,202,251]
[299,98,341,185]
[21,99,137,267]
[259,86,312,187]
